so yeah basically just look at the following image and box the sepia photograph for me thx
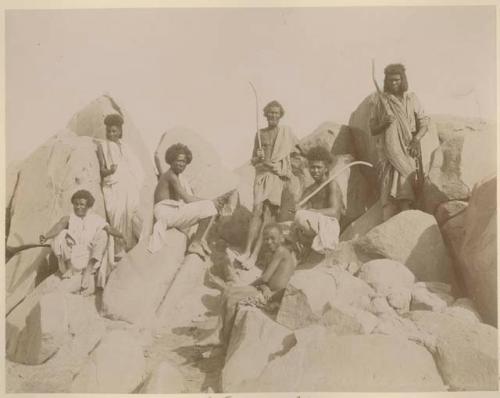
[4,2,498,394]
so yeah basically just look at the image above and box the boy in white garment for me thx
[40,189,125,295]
[148,143,234,257]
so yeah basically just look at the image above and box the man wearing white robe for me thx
[40,190,125,295]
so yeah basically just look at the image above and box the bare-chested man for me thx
[148,143,233,257]
[291,146,345,255]
[200,223,296,347]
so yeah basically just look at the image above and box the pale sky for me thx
[6,6,497,168]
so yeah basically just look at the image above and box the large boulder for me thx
[101,230,186,325]
[6,133,105,314]
[353,210,454,283]
[340,199,383,241]
[9,291,68,365]
[410,281,455,312]
[71,329,146,393]
[357,259,415,295]
[408,311,498,391]
[421,116,496,214]
[233,332,445,392]
[141,361,186,393]
[434,200,468,226]
[222,307,293,393]
[276,266,374,330]
[6,96,156,314]
[457,176,497,326]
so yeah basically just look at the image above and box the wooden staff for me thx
[296,161,373,209]
[249,81,262,149]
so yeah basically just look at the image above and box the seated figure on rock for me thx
[199,223,297,347]
[39,189,125,296]
[148,143,234,257]
[290,146,345,258]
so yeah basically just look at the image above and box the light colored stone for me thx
[357,259,415,295]
[232,333,446,392]
[458,176,497,326]
[71,329,146,393]
[411,282,455,312]
[102,230,186,325]
[141,361,186,393]
[276,267,374,330]
[340,199,383,241]
[11,291,68,365]
[422,120,496,214]
[386,287,412,314]
[322,303,378,335]
[445,298,482,323]
[222,306,293,393]
[354,210,453,283]
[407,310,498,391]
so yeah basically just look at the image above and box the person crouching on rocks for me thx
[290,146,345,258]
[198,223,297,348]
[148,143,234,257]
[39,189,125,296]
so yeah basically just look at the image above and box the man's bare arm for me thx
[40,216,70,243]
[168,173,203,203]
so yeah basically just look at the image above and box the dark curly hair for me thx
[104,113,124,127]
[165,143,193,166]
[306,145,333,166]
[71,189,95,207]
[263,222,283,235]
[263,100,285,118]
[383,63,408,93]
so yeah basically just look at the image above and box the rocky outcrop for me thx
[141,361,186,393]
[276,266,374,330]
[408,311,498,390]
[101,231,186,325]
[6,96,156,314]
[222,307,292,393]
[231,331,446,392]
[71,329,146,393]
[421,117,496,214]
[353,210,454,283]
[357,259,415,295]
[410,282,455,312]
[457,176,497,326]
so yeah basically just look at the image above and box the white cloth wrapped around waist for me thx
[294,209,340,254]
[147,198,217,253]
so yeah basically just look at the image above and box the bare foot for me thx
[81,286,95,297]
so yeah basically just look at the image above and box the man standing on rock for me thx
[290,146,344,257]
[148,143,233,257]
[235,100,299,269]
[369,63,429,221]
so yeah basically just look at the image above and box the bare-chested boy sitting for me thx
[148,143,234,257]
[199,223,297,347]
[291,145,345,256]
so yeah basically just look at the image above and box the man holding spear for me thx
[369,63,429,221]
[235,99,299,269]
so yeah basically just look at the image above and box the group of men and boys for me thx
[39,63,428,343]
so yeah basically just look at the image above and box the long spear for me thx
[249,81,262,149]
[296,161,373,209]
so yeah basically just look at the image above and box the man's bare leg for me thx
[81,258,98,296]
[237,202,263,263]
[188,217,212,259]
[243,203,274,269]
